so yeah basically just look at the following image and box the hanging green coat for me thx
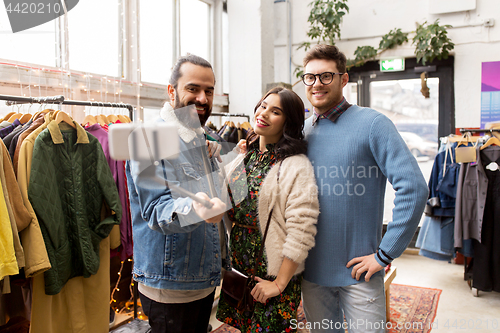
[28,121,122,295]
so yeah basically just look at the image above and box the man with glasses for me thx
[300,44,428,333]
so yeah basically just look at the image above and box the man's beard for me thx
[174,93,211,127]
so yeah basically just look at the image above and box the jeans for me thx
[302,275,386,333]
[139,290,215,333]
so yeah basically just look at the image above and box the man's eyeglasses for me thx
[301,72,344,86]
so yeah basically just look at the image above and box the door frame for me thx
[348,57,455,139]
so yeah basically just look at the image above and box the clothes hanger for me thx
[19,113,32,124]
[456,132,479,147]
[96,114,108,126]
[1,111,16,122]
[83,103,98,126]
[32,102,55,121]
[107,114,118,123]
[55,110,76,128]
[82,114,97,126]
[32,104,44,120]
[480,133,500,150]
[117,114,128,123]
[447,133,479,143]
[35,108,54,119]
[447,134,466,143]
[8,102,26,123]
[485,122,500,130]
[484,124,500,140]
[7,112,22,123]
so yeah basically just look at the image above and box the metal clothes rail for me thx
[0,94,134,119]
[211,112,250,120]
[459,128,500,134]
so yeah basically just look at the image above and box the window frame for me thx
[0,0,227,123]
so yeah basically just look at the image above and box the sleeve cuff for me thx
[375,248,393,267]
[172,197,203,227]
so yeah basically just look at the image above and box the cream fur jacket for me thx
[257,154,319,276]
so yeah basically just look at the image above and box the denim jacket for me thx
[126,107,229,291]
[427,142,458,216]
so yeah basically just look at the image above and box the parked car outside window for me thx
[399,131,438,158]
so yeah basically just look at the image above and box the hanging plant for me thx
[379,28,409,50]
[295,3,454,79]
[344,29,410,69]
[412,19,454,65]
[298,0,349,51]
[353,46,378,65]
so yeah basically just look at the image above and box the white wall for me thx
[269,0,500,129]
[227,0,274,119]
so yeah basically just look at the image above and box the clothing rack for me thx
[458,126,500,297]
[1,94,134,120]
[1,93,138,320]
[211,112,250,120]
[459,128,500,134]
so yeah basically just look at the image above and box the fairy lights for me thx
[109,257,139,319]
[109,260,125,307]
[0,0,187,129]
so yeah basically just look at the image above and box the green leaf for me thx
[378,28,409,50]
[354,45,378,64]
[298,42,311,51]
[297,0,349,50]
[412,20,454,65]
[294,66,304,79]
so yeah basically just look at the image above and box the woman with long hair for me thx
[216,87,319,332]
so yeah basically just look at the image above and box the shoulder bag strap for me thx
[250,159,284,280]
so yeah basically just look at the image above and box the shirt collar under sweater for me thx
[312,97,351,126]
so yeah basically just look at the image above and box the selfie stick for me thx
[166,182,214,209]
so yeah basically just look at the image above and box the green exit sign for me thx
[380,58,405,72]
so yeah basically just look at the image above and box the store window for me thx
[67,0,119,76]
[180,0,210,61]
[140,0,174,85]
[0,14,57,67]
[369,78,439,224]
[343,82,358,105]
[222,6,229,94]
[143,107,161,123]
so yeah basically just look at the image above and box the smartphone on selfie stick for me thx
[108,123,213,209]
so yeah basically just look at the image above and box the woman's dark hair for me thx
[246,87,307,160]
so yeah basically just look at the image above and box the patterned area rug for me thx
[212,284,442,333]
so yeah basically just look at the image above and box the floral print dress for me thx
[216,145,302,333]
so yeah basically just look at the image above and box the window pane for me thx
[68,0,119,76]
[140,0,173,85]
[343,82,357,105]
[370,78,439,225]
[143,107,160,123]
[0,10,56,67]
[222,8,229,94]
[180,0,209,61]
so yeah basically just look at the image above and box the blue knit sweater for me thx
[304,104,428,287]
